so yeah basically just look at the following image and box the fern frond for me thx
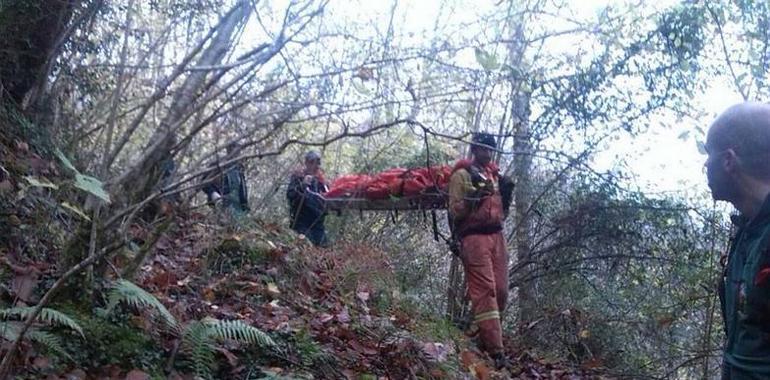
[0,307,84,337]
[107,279,179,331]
[203,318,274,347]
[0,322,72,361]
[0,321,22,341]
[182,320,216,380]
[27,329,72,361]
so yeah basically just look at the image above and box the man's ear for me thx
[723,148,739,173]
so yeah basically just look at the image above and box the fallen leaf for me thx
[581,357,604,370]
[526,318,543,330]
[266,282,280,297]
[0,179,13,192]
[203,287,215,302]
[24,176,58,189]
[14,140,29,153]
[336,307,351,323]
[5,259,39,302]
[422,342,448,362]
[64,369,87,380]
[8,215,21,226]
[125,369,150,380]
[61,202,91,221]
[461,350,478,369]
[32,356,51,370]
[215,347,239,367]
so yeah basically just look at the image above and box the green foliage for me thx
[0,320,23,341]
[207,236,274,275]
[24,176,58,189]
[0,306,84,336]
[0,305,83,362]
[414,317,463,345]
[204,318,275,346]
[59,306,164,372]
[26,329,71,360]
[658,3,707,63]
[106,279,179,331]
[73,173,110,203]
[55,149,111,203]
[474,47,500,71]
[291,328,324,366]
[180,318,274,379]
[182,320,216,379]
[399,144,455,169]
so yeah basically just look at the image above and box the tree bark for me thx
[507,21,536,326]
[113,1,252,205]
[0,0,77,106]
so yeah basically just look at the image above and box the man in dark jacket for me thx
[287,151,328,246]
[202,142,249,213]
[705,102,770,379]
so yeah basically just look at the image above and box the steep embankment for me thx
[0,132,610,379]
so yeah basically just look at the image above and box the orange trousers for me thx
[461,232,509,354]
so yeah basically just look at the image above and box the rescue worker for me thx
[705,102,770,379]
[448,132,511,369]
[287,151,329,246]
[202,142,249,213]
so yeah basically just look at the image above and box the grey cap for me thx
[305,150,321,161]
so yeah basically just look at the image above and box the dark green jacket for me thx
[721,194,770,379]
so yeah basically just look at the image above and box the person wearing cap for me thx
[287,151,329,246]
[448,132,511,369]
[202,141,249,213]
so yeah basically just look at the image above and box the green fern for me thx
[0,321,72,361]
[107,279,179,331]
[0,321,22,341]
[182,320,216,379]
[203,318,275,346]
[180,318,274,379]
[27,329,72,360]
[0,306,84,336]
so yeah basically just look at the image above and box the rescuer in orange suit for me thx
[448,132,512,369]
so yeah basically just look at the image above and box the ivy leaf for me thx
[24,176,58,189]
[74,173,111,203]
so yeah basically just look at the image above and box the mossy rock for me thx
[206,237,273,275]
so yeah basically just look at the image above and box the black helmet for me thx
[304,150,321,162]
[471,132,497,149]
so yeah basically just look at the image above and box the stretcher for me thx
[323,190,447,211]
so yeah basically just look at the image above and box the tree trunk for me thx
[114,1,252,205]
[512,88,534,323]
[0,0,76,107]
[507,21,536,326]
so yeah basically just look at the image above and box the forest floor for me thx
[0,134,612,379]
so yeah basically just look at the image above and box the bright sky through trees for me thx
[253,0,743,196]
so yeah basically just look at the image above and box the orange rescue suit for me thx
[448,159,509,355]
